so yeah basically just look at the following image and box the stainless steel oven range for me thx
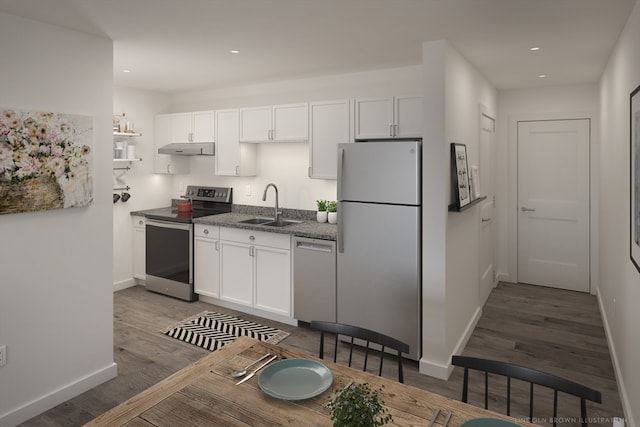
[144,185,232,301]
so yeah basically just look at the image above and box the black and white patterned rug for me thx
[163,311,290,352]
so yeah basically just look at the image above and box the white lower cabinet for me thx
[253,245,291,316]
[219,239,254,306]
[194,224,220,298]
[218,227,292,317]
[132,216,146,281]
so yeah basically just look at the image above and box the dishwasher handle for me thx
[295,241,333,253]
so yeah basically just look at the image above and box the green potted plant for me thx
[316,199,328,223]
[327,382,392,427]
[327,200,338,224]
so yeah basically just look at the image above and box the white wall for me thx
[599,0,640,424]
[420,40,498,378]
[113,87,174,289]
[0,12,115,427]
[495,84,599,288]
[167,66,423,209]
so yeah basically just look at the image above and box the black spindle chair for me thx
[309,321,409,383]
[452,355,602,427]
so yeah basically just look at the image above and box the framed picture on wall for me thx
[451,143,471,209]
[631,84,640,273]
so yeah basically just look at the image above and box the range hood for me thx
[158,143,215,156]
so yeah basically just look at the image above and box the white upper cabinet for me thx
[215,109,256,177]
[394,96,423,138]
[239,106,272,142]
[308,99,351,180]
[170,110,215,143]
[355,96,422,140]
[272,103,308,142]
[154,114,189,174]
[240,103,308,142]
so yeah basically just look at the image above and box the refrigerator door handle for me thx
[337,147,345,253]
[338,201,344,253]
[337,147,344,201]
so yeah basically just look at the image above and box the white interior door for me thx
[479,113,495,305]
[517,119,590,292]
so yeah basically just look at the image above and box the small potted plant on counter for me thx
[316,199,328,223]
[327,382,392,427]
[327,200,337,224]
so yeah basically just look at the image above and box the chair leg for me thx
[461,368,469,403]
[319,332,325,359]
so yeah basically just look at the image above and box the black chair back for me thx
[452,355,602,427]
[310,321,409,383]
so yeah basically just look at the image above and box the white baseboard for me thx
[197,295,298,327]
[596,291,635,427]
[113,277,137,292]
[496,271,513,284]
[419,306,482,380]
[0,363,117,427]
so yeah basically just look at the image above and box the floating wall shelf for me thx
[448,195,487,212]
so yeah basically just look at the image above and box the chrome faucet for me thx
[262,183,281,223]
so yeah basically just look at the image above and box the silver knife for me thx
[235,354,277,385]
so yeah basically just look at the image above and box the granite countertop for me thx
[194,212,336,240]
[131,205,337,241]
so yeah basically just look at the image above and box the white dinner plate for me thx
[258,358,333,400]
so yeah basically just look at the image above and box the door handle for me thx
[521,206,536,212]
[482,217,491,222]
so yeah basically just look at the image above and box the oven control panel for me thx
[184,186,232,204]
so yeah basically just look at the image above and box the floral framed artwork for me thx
[631,85,640,273]
[451,142,471,209]
[0,108,93,215]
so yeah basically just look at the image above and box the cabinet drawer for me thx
[220,227,290,250]
[195,224,219,239]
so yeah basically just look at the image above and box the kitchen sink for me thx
[262,219,302,227]
[238,217,272,225]
[237,218,302,227]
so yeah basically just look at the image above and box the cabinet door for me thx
[254,246,291,316]
[239,106,272,142]
[355,97,394,140]
[132,218,146,281]
[170,112,193,143]
[194,236,219,298]
[272,103,308,141]
[309,100,350,179]
[219,240,253,306]
[192,110,215,142]
[216,109,257,176]
[394,96,422,138]
[154,115,189,174]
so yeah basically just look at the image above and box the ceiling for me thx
[0,0,636,94]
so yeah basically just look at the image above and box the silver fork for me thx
[428,408,440,427]
[428,407,452,427]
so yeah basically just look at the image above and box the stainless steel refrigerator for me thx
[337,140,421,360]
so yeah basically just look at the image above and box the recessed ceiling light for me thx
[229,50,240,54]
[530,47,541,51]
[122,69,131,73]
[539,74,547,78]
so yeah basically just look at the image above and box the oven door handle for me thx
[146,219,192,231]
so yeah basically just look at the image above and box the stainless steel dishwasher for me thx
[293,236,336,323]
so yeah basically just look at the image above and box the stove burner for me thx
[146,186,232,223]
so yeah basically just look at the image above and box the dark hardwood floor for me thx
[20,282,623,426]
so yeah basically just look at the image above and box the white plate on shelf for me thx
[258,358,333,400]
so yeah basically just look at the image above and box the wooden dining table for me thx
[84,336,538,426]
